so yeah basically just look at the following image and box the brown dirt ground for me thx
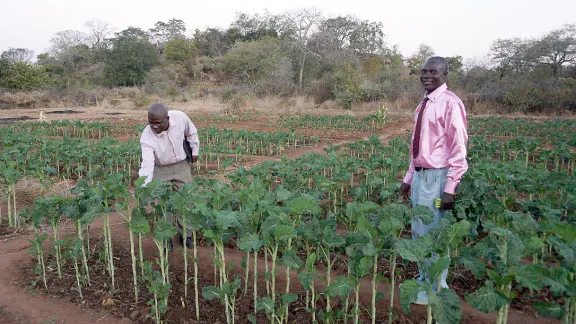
[0,107,562,323]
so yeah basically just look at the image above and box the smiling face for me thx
[420,59,447,92]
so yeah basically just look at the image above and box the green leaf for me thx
[153,220,177,241]
[378,217,404,236]
[534,302,564,319]
[445,220,471,249]
[457,254,486,280]
[256,297,275,315]
[247,314,257,324]
[322,227,346,249]
[511,265,545,291]
[216,210,240,230]
[237,233,263,252]
[298,272,313,291]
[202,285,222,301]
[281,250,303,270]
[275,187,293,202]
[399,279,420,314]
[408,205,435,224]
[394,235,433,263]
[274,225,297,242]
[353,256,373,278]
[375,291,385,301]
[429,257,451,281]
[129,210,150,234]
[428,288,462,324]
[357,214,378,241]
[465,284,508,313]
[288,196,321,216]
[324,276,353,298]
[281,293,298,305]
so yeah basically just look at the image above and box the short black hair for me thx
[426,56,448,74]
[148,103,168,118]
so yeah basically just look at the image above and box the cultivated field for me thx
[0,107,575,324]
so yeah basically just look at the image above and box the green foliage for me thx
[0,61,53,89]
[164,39,197,64]
[428,289,462,324]
[332,63,364,109]
[104,32,158,86]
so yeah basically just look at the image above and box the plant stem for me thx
[76,220,90,285]
[245,251,250,296]
[73,256,83,301]
[52,223,62,279]
[388,253,397,324]
[253,247,258,315]
[193,230,200,321]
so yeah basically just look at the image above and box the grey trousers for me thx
[410,168,449,289]
[153,160,192,236]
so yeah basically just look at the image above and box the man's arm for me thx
[443,100,468,195]
[183,114,199,163]
[138,142,155,186]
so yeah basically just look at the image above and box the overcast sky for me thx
[1,0,574,61]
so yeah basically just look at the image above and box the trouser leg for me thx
[410,168,449,290]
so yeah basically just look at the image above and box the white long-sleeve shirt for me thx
[138,110,200,185]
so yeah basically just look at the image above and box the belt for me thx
[414,166,432,172]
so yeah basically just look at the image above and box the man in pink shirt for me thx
[399,57,468,305]
[139,103,200,249]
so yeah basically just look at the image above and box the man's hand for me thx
[191,155,198,164]
[400,182,411,199]
[440,192,455,210]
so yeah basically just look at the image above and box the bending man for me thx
[139,103,199,250]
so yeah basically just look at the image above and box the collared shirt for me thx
[138,110,200,185]
[402,83,468,195]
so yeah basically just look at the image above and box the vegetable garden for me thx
[0,114,575,324]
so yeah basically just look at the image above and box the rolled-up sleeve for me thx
[184,116,200,156]
[443,101,468,194]
[138,142,155,186]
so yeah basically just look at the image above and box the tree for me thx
[115,27,150,40]
[220,37,293,94]
[490,38,532,79]
[149,19,186,44]
[446,56,464,75]
[349,20,385,55]
[531,24,576,77]
[192,28,229,57]
[281,8,323,91]
[49,30,90,70]
[1,48,34,64]
[104,29,157,86]
[230,11,281,41]
[406,43,435,75]
[164,39,198,64]
[85,20,114,51]
[0,62,52,90]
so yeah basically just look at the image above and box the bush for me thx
[104,36,157,86]
[475,78,576,113]
[0,62,53,90]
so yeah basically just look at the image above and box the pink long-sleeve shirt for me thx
[138,110,200,185]
[402,83,468,195]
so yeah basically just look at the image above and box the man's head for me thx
[420,57,448,92]
[148,103,169,134]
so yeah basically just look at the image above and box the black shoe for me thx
[167,239,174,253]
[179,234,194,248]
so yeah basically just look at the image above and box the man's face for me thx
[148,114,169,134]
[420,61,447,92]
